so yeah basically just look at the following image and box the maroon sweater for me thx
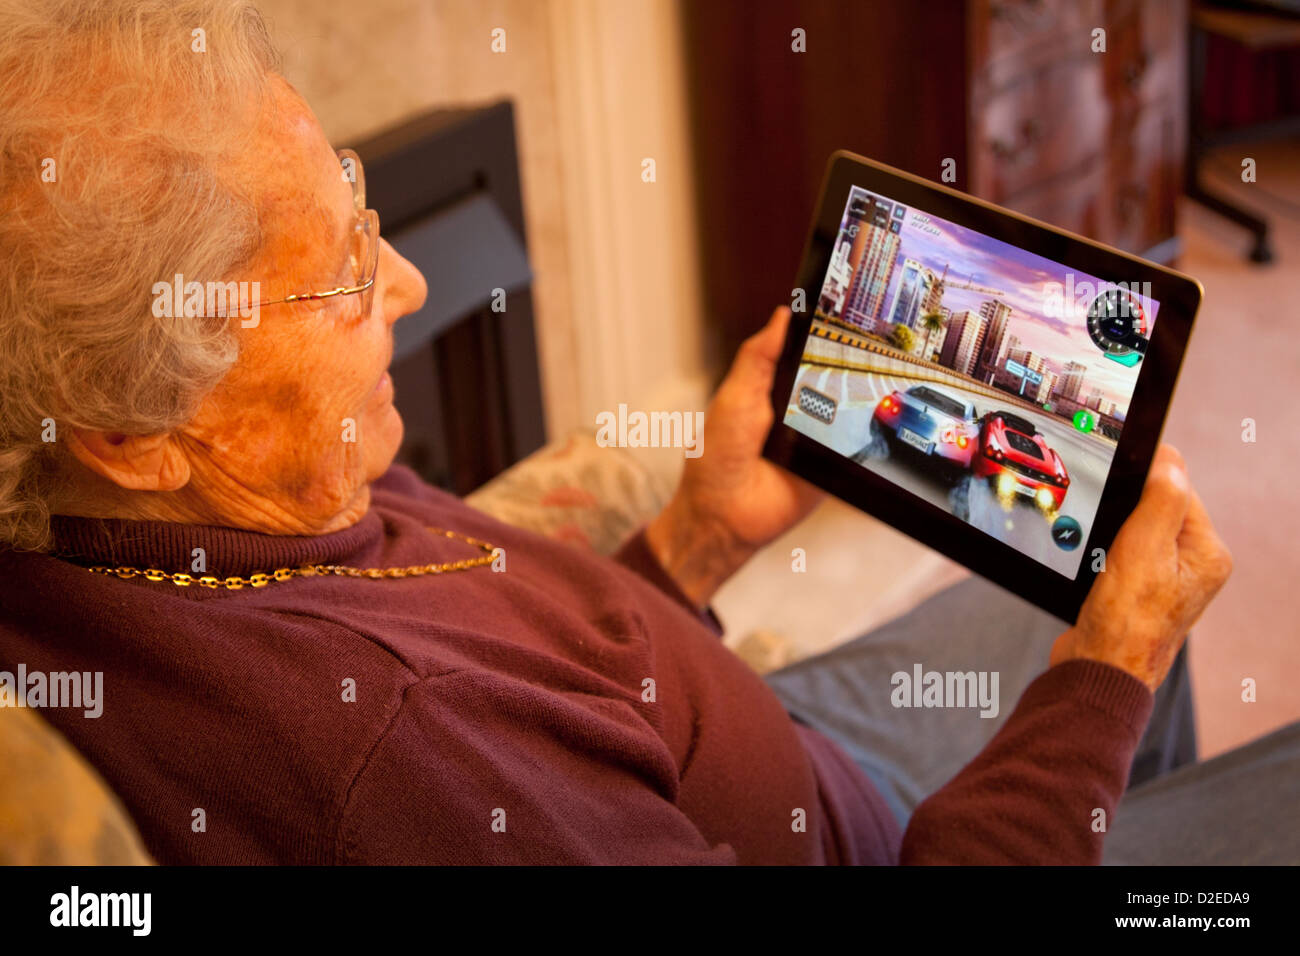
[0,465,1152,864]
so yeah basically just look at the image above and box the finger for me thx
[1114,450,1191,559]
[1176,485,1217,551]
[1177,487,1233,587]
[1151,443,1186,475]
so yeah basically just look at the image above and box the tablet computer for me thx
[763,150,1202,622]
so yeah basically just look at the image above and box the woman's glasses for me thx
[219,148,378,323]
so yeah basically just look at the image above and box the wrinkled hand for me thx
[646,307,823,607]
[1051,444,1233,692]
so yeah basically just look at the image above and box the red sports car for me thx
[973,410,1069,511]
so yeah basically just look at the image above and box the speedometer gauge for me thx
[1086,288,1148,367]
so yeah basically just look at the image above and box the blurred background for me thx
[261,0,1300,758]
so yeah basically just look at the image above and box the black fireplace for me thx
[354,101,546,494]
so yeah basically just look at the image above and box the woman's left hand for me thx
[645,307,823,607]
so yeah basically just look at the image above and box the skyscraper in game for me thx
[842,193,903,333]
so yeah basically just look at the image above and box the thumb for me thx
[720,307,791,400]
[740,306,792,367]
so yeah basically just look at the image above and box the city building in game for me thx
[922,278,945,316]
[938,309,988,377]
[974,299,1013,384]
[1060,360,1088,402]
[818,238,853,316]
[1037,370,1059,404]
[886,258,936,331]
[841,193,903,332]
[923,306,953,361]
[1005,342,1044,371]
[994,344,1048,395]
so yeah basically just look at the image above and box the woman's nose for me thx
[377,237,428,325]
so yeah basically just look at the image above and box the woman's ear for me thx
[64,428,191,492]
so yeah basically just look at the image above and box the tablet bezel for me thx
[763,150,1202,623]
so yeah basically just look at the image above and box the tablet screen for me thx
[783,185,1160,579]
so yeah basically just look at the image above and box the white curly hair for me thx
[0,0,281,550]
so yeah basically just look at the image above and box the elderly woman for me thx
[0,0,1279,866]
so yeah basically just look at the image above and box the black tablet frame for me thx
[763,151,1203,623]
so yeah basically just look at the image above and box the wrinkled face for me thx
[177,76,427,530]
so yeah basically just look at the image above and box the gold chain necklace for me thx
[85,526,498,590]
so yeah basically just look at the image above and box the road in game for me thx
[785,322,1116,577]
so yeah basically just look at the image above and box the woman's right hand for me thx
[1050,444,1233,693]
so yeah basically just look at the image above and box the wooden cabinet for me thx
[967,0,1185,258]
[969,57,1110,201]
[970,0,1104,96]
[682,0,1187,362]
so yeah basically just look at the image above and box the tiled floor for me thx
[714,139,1300,759]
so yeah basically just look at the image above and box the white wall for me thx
[258,0,711,453]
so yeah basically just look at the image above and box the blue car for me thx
[872,384,979,480]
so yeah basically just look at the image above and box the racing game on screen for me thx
[785,185,1158,578]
